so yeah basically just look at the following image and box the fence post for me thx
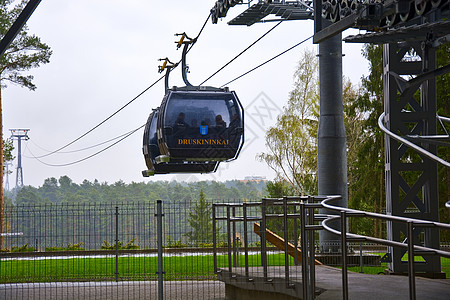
[407,221,416,300]
[308,196,316,297]
[360,242,364,273]
[156,200,164,300]
[283,197,290,288]
[232,206,237,267]
[340,210,348,300]
[115,206,119,282]
[227,205,232,276]
[300,202,310,300]
[243,202,249,278]
[212,204,217,273]
[261,199,268,281]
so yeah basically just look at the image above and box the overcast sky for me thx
[3,0,369,188]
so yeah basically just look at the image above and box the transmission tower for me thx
[3,162,12,191]
[10,129,29,188]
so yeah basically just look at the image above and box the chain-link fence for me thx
[0,200,253,299]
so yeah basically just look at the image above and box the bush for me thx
[12,244,36,252]
[101,239,139,250]
[46,242,85,251]
[164,236,187,248]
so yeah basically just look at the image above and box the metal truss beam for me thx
[383,42,442,275]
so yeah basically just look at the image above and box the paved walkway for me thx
[315,265,450,300]
[1,267,449,299]
[0,281,225,300]
[218,265,450,300]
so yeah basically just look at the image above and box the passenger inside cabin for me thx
[215,114,226,128]
[174,112,189,128]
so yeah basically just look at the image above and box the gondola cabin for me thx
[142,108,219,177]
[156,87,244,162]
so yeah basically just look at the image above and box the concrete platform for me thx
[218,265,450,300]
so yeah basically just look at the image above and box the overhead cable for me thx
[200,19,284,85]
[37,76,164,159]
[220,35,313,87]
[35,13,212,160]
[25,128,141,157]
[27,124,146,167]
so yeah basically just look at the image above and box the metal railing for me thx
[212,196,326,299]
[0,201,234,300]
[378,112,450,167]
[213,195,450,300]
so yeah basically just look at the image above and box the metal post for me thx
[293,203,299,266]
[115,206,119,282]
[360,242,364,273]
[213,204,217,273]
[300,202,310,300]
[261,199,268,281]
[232,206,237,267]
[407,221,416,300]
[341,211,348,300]
[156,200,164,300]
[283,197,290,287]
[236,236,240,268]
[227,205,232,276]
[308,197,316,297]
[243,203,249,278]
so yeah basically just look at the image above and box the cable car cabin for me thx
[142,108,219,177]
[157,87,244,162]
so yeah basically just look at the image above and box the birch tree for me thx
[257,49,319,195]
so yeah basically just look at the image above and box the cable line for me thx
[25,128,140,157]
[193,12,211,44]
[220,35,313,87]
[27,124,146,167]
[200,20,283,86]
[37,75,164,159]
[36,12,212,160]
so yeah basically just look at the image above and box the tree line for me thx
[5,176,267,206]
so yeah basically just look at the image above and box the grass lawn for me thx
[1,253,447,283]
[0,253,294,283]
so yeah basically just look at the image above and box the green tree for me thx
[2,138,13,168]
[346,44,385,237]
[257,49,319,195]
[185,190,213,245]
[0,0,51,248]
[0,0,52,90]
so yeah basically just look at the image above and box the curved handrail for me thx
[321,196,450,230]
[320,196,450,258]
[378,112,450,167]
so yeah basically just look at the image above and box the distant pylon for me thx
[9,129,29,188]
[4,162,12,191]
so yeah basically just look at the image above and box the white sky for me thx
[3,0,369,188]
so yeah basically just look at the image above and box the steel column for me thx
[318,20,348,252]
